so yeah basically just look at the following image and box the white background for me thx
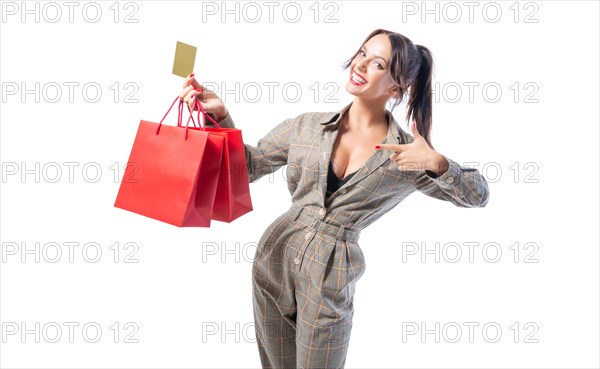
[1,0,598,368]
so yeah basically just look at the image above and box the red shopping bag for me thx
[114,96,224,227]
[189,99,253,222]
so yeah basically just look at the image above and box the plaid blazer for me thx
[210,101,490,231]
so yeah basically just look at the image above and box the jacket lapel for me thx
[317,104,349,201]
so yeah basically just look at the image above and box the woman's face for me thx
[345,33,397,101]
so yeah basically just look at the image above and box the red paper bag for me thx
[190,99,253,222]
[114,96,224,227]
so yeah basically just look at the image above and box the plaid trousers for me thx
[210,101,490,368]
[252,202,365,369]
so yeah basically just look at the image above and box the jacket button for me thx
[445,176,455,184]
[340,188,347,195]
[318,208,326,217]
[305,232,313,240]
[294,256,301,264]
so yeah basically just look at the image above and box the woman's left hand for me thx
[375,120,449,176]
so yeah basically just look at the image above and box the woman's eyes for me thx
[359,50,384,70]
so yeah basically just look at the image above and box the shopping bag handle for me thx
[155,96,182,135]
[176,100,205,141]
[190,98,222,129]
[173,96,220,133]
[155,96,200,139]
[180,98,207,140]
[180,102,201,129]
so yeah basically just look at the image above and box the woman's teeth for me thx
[351,73,366,84]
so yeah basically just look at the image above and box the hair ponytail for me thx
[406,44,434,149]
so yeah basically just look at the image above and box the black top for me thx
[326,161,358,198]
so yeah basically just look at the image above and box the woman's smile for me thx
[350,70,368,86]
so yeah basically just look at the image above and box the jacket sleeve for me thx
[413,156,490,208]
[207,111,298,183]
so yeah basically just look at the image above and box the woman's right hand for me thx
[179,74,228,121]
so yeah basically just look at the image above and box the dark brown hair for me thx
[341,29,435,149]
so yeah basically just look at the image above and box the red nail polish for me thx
[189,73,195,78]
[375,145,381,149]
[193,87,200,91]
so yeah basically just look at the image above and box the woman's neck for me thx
[345,98,389,131]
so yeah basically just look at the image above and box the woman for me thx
[179,29,489,369]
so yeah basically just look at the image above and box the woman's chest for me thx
[286,121,416,201]
[330,125,388,180]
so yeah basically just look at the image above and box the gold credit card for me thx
[172,41,197,77]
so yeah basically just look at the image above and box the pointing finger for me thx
[375,143,404,153]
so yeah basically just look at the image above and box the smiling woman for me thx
[341,29,435,150]
[179,28,490,369]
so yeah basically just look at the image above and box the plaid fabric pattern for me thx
[209,101,490,368]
